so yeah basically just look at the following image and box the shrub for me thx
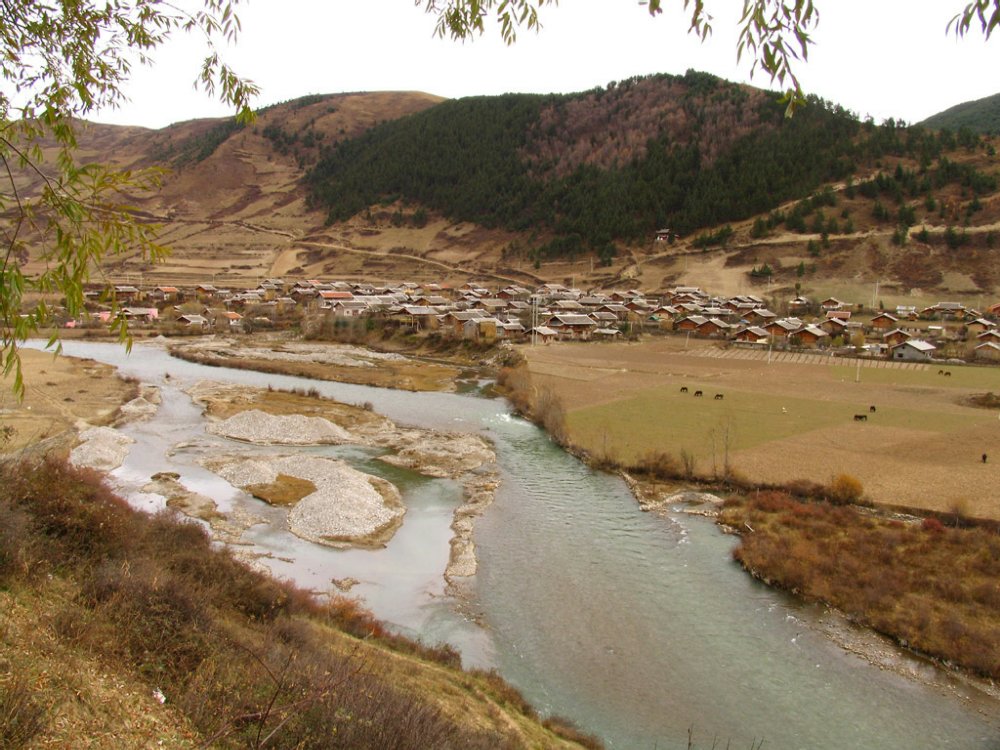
[827,474,864,505]
[634,450,681,480]
[921,516,946,534]
[0,674,49,750]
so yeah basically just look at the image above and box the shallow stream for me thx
[38,340,1000,749]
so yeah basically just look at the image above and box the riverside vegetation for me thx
[0,458,600,749]
[497,358,1000,684]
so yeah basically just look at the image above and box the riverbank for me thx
[186,381,498,579]
[0,458,598,749]
[516,339,1000,519]
[498,350,1000,700]
[168,335,468,392]
[0,348,140,459]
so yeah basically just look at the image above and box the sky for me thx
[91,0,1000,130]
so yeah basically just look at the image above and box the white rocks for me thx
[69,426,134,472]
[206,409,353,445]
[205,454,404,547]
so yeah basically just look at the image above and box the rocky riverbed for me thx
[188,381,498,571]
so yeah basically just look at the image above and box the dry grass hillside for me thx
[19,89,1000,304]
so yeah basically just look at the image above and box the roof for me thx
[894,339,936,352]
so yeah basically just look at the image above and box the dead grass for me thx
[0,349,137,455]
[244,474,317,506]
[170,343,461,392]
[521,340,1000,519]
[720,491,1000,679]
[0,458,597,749]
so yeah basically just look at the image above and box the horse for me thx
[853,414,868,422]
[693,390,703,397]
[714,393,724,400]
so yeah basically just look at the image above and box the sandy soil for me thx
[521,339,1000,520]
[0,348,139,458]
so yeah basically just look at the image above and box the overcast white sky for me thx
[92,1,1000,129]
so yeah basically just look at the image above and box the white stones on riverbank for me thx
[205,454,404,547]
[70,426,134,472]
[189,380,499,558]
[206,409,353,445]
[175,338,407,369]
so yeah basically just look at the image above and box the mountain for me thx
[34,76,1000,303]
[920,92,1000,135]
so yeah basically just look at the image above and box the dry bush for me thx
[0,459,559,748]
[679,448,696,479]
[496,361,532,414]
[634,450,681,480]
[727,489,1000,680]
[0,673,49,750]
[827,473,864,505]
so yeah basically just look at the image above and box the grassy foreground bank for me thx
[0,459,599,749]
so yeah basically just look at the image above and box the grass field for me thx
[520,339,1000,519]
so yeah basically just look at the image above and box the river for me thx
[36,340,1000,749]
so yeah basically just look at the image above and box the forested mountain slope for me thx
[306,72,863,262]
[921,92,1000,135]
[34,75,1000,300]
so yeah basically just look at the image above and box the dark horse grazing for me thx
[714,393,724,400]
[869,405,877,413]
[854,414,868,421]
[680,386,688,393]
[693,390,703,397]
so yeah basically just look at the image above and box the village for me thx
[80,278,1000,364]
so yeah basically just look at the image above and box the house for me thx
[966,318,997,336]
[177,314,209,328]
[194,284,219,299]
[150,285,180,303]
[744,308,777,326]
[529,326,558,344]
[882,328,912,348]
[976,329,1000,345]
[676,315,708,333]
[825,309,852,321]
[463,317,499,342]
[441,310,487,336]
[733,326,770,346]
[695,318,730,338]
[820,317,849,336]
[974,342,1000,361]
[793,325,829,348]
[121,307,158,323]
[114,285,142,302]
[890,339,936,362]
[922,301,966,319]
[593,327,623,340]
[820,297,849,311]
[399,305,440,330]
[218,311,244,330]
[545,314,597,340]
[870,312,899,330]
[788,295,811,313]
[764,319,800,339]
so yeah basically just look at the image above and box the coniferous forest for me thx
[306,72,995,264]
